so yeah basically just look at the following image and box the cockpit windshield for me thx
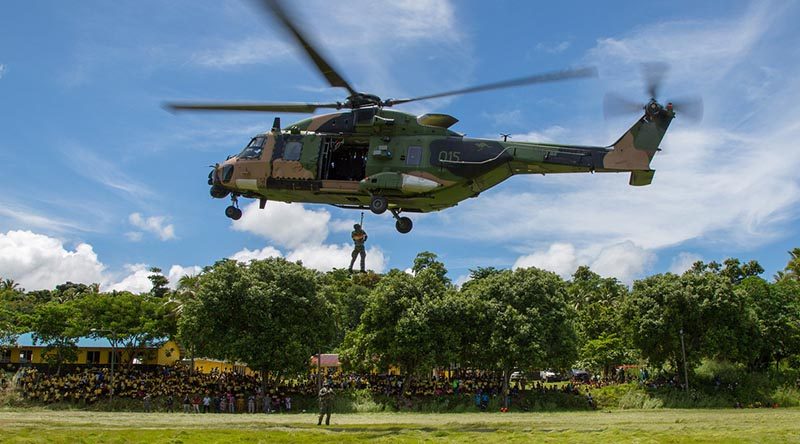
[238,136,266,159]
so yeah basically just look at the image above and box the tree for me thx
[567,266,631,375]
[412,251,449,283]
[78,292,175,364]
[737,277,800,369]
[148,267,170,298]
[341,268,450,392]
[1,278,22,292]
[462,267,578,407]
[181,258,334,389]
[623,271,758,383]
[776,248,800,282]
[29,301,81,375]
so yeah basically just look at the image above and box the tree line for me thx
[2,249,799,403]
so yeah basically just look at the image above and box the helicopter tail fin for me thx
[602,110,673,185]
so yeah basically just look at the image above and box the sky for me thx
[1,0,800,291]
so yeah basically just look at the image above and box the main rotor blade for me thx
[384,67,598,106]
[259,0,357,96]
[164,102,341,113]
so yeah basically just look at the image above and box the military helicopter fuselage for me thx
[209,104,674,233]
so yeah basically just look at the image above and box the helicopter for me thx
[167,0,699,234]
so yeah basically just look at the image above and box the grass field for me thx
[2,409,800,443]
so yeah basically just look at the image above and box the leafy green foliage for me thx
[180,258,335,382]
[28,301,81,374]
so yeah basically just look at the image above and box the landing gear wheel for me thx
[395,216,413,234]
[225,205,242,220]
[369,196,388,214]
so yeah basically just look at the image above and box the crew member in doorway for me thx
[348,224,368,273]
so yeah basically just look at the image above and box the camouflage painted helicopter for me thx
[168,0,698,234]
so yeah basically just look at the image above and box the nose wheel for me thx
[390,209,413,234]
[225,195,242,220]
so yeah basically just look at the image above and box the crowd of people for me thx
[11,364,601,411]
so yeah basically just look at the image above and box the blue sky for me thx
[2,0,799,291]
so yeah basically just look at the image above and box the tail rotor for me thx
[603,62,703,123]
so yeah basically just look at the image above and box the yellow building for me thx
[0,333,180,366]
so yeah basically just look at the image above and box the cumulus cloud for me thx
[106,264,152,294]
[590,242,656,283]
[513,241,655,284]
[230,246,283,263]
[514,243,580,278]
[232,202,331,249]
[0,230,106,291]
[166,265,203,287]
[230,202,387,273]
[129,213,175,241]
[287,244,386,273]
[105,263,203,293]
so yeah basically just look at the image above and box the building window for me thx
[406,146,422,166]
[283,141,302,161]
[87,351,101,364]
[20,350,32,363]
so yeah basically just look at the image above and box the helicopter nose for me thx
[209,166,230,199]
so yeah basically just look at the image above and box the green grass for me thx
[1,408,799,443]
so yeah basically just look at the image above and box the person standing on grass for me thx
[248,394,256,413]
[317,383,334,426]
[143,393,152,413]
[182,393,191,413]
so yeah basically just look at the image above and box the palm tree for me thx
[776,248,800,282]
[164,274,201,317]
[0,278,21,292]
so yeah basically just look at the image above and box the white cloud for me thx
[129,213,175,241]
[0,202,91,234]
[589,242,656,284]
[287,244,386,273]
[0,64,6,79]
[513,241,655,284]
[230,201,387,272]
[166,265,203,287]
[0,230,106,291]
[514,243,579,278]
[669,252,703,275]
[106,264,152,294]
[230,246,283,263]
[106,263,203,293]
[232,202,330,249]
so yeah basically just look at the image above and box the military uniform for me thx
[317,385,334,425]
[348,224,368,273]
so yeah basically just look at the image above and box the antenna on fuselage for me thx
[500,133,511,142]
[272,117,281,132]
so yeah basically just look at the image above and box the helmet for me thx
[354,224,361,229]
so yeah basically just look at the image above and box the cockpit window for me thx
[238,136,266,159]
